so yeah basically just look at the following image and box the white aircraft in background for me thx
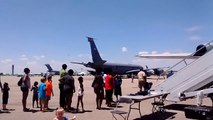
[136,42,213,59]
[77,71,86,76]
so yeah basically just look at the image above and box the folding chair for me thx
[151,94,167,113]
[110,97,132,120]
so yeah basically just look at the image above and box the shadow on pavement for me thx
[163,104,193,111]
[134,111,177,120]
[0,110,11,114]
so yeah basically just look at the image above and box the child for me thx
[53,107,76,120]
[45,75,54,109]
[2,82,10,110]
[76,76,84,112]
[38,78,46,112]
[31,81,39,108]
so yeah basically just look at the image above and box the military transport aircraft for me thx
[71,37,164,76]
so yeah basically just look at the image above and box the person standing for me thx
[21,68,31,112]
[104,68,114,107]
[59,69,75,111]
[2,82,10,110]
[92,68,104,109]
[137,68,146,92]
[38,78,46,112]
[59,64,67,108]
[45,75,54,109]
[31,81,39,108]
[0,79,2,90]
[76,76,84,112]
[131,73,134,83]
[114,75,122,101]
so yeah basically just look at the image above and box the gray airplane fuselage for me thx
[88,62,142,75]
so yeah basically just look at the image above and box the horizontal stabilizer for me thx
[71,61,86,65]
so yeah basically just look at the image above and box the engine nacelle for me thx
[193,42,213,56]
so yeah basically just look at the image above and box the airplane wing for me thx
[71,61,97,69]
[136,53,200,59]
[136,42,213,59]
[126,69,140,74]
[71,61,86,65]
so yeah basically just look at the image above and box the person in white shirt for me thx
[137,68,146,92]
[76,76,84,112]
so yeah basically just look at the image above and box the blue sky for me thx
[0,0,213,74]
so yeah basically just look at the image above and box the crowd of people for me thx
[0,64,146,112]
[18,67,55,112]
[18,65,77,119]
[0,64,149,120]
[92,67,122,109]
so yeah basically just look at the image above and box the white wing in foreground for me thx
[136,52,199,59]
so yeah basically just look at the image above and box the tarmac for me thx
[0,75,212,120]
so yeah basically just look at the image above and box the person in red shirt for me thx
[104,68,114,107]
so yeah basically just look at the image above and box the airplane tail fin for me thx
[45,64,53,72]
[87,37,106,65]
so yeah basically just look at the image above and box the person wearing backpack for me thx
[21,68,31,112]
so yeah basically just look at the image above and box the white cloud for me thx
[19,54,28,61]
[121,47,128,52]
[0,59,13,64]
[77,54,90,59]
[21,54,27,57]
[138,51,149,55]
[151,51,158,54]
[78,54,84,57]
[49,60,65,69]
[19,57,28,61]
[189,35,201,41]
[33,56,40,60]
[185,26,202,32]
[185,26,203,41]
[33,55,45,60]
[27,61,38,65]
